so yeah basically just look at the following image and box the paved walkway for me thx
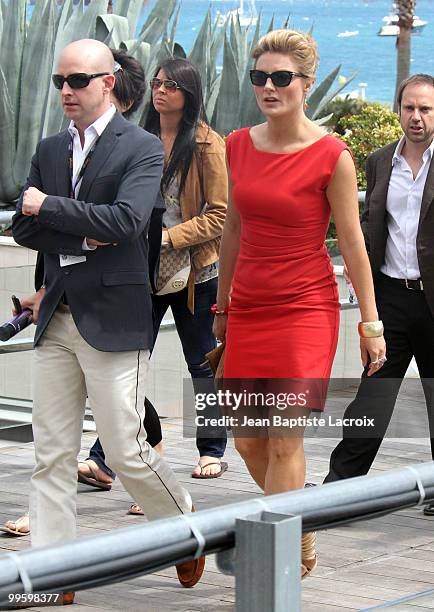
[1,410,434,611]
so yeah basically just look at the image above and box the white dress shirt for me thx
[68,104,116,197]
[381,136,434,280]
[60,104,117,266]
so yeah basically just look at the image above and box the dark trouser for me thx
[324,274,434,483]
[152,276,227,459]
[87,277,226,479]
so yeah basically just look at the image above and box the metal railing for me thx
[0,211,15,225]
[0,462,432,611]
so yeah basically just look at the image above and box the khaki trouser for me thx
[30,305,191,547]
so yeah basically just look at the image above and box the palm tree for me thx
[393,0,416,111]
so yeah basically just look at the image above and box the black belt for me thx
[381,273,424,291]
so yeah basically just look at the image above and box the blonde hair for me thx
[252,29,319,78]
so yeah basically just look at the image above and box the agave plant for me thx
[187,10,354,136]
[0,0,171,207]
[0,0,352,207]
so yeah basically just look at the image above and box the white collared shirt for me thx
[67,104,116,197]
[381,136,434,280]
[60,104,116,265]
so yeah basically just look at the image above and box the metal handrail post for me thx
[234,512,301,612]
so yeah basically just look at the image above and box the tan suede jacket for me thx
[166,123,228,270]
[165,123,228,312]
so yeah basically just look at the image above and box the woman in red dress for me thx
[213,29,386,576]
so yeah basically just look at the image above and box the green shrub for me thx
[320,95,367,133]
[336,102,402,190]
[326,102,402,245]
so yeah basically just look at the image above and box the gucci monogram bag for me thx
[155,245,191,295]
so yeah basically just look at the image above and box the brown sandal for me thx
[77,460,112,491]
[191,461,228,479]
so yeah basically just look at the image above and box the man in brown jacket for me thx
[325,74,434,514]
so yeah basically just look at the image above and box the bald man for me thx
[12,40,204,588]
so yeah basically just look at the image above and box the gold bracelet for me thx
[358,320,384,338]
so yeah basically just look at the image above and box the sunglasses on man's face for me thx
[249,70,307,88]
[51,72,110,90]
[150,78,181,92]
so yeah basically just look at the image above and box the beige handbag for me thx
[155,147,206,296]
[155,245,191,295]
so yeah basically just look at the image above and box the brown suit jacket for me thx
[361,139,434,316]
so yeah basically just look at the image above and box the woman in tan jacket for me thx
[145,58,229,479]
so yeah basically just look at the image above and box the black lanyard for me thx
[68,112,116,198]
[68,134,102,198]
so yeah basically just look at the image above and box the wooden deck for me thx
[1,395,434,612]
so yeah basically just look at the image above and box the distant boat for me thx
[217,0,258,28]
[337,30,359,38]
[378,4,427,36]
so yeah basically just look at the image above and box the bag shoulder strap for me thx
[195,124,210,208]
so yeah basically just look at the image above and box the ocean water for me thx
[142,0,434,105]
[24,0,434,104]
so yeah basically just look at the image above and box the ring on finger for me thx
[373,356,386,365]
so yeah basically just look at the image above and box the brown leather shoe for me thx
[175,505,205,588]
[61,592,75,605]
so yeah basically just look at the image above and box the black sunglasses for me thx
[249,70,307,88]
[150,78,181,92]
[52,72,110,90]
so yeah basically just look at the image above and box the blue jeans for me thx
[87,277,227,479]
[152,276,227,459]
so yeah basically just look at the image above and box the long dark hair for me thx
[144,58,208,196]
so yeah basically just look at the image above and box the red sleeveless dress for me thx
[224,129,348,393]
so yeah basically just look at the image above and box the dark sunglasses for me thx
[52,72,110,90]
[249,69,307,88]
[150,78,181,92]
